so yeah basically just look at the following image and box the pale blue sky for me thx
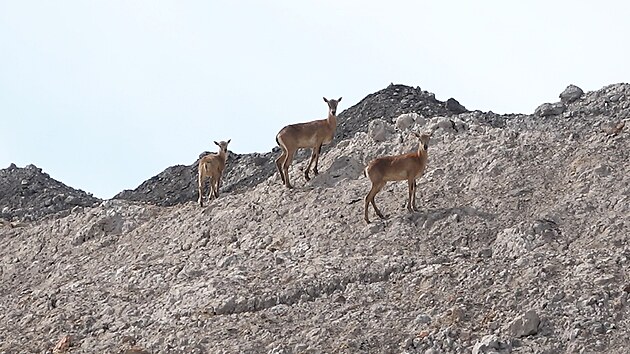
[1,1,628,198]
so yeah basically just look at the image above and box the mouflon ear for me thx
[338,97,342,102]
[227,139,231,144]
[323,97,328,103]
[214,141,220,146]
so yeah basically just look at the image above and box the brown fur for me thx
[275,97,342,188]
[198,140,230,207]
[364,132,431,223]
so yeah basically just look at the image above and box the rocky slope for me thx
[0,83,628,354]
[0,164,100,222]
[112,151,277,207]
[112,84,462,207]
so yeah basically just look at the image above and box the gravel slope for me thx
[0,83,628,353]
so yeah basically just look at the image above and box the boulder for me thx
[509,310,540,337]
[368,119,395,142]
[394,113,418,131]
[559,84,584,104]
[472,335,512,354]
[534,102,566,117]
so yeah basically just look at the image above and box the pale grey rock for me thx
[509,310,540,337]
[395,113,418,131]
[492,227,531,259]
[65,195,79,205]
[472,335,512,354]
[294,343,308,352]
[478,248,493,258]
[595,275,616,286]
[452,118,468,132]
[434,117,458,132]
[368,119,394,142]
[324,155,364,182]
[415,313,432,324]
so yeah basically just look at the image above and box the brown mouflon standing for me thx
[198,139,230,207]
[364,132,431,223]
[275,97,342,189]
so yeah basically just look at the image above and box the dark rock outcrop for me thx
[113,151,278,207]
[0,163,100,221]
[334,84,454,142]
[446,97,468,113]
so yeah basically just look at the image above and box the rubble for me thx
[1,83,629,353]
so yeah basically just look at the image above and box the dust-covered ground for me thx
[0,83,628,353]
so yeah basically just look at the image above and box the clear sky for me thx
[1,1,628,199]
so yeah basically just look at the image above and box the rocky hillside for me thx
[334,83,464,142]
[0,83,628,354]
[112,151,277,207]
[0,164,100,222]
[112,84,463,207]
